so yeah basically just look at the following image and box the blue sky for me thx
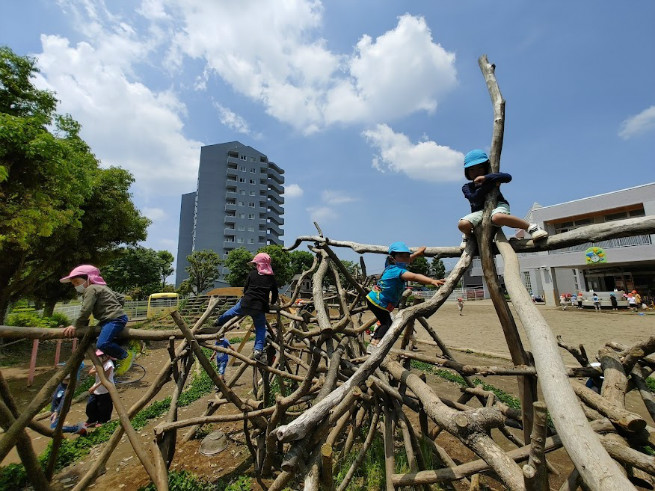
[2,1,654,274]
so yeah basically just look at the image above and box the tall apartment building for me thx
[176,142,284,288]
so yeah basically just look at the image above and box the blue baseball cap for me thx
[464,149,489,169]
[388,241,411,254]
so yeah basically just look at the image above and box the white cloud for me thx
[321,190,356,205]
[143,207,167,221]
[363,124,463,182]
[166,5,456,133]
[619,106,655,139]
[307,206,337,223]
[213,102,252,135]
[33,33,202,196]
[285,184,304,198]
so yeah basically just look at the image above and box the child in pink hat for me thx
[60,265,128,361]
[214,253,278,363]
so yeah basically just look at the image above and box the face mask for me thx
[75,283,86,294]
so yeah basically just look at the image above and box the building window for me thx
[239,177,245,183]
[237,237,244,243]
[259,236,266,243]
[238,225,245,231]
[240,155,247,161]
[225,237,234,243]
[239,165,246,172]
[572,269,579,292]
[238,201,244,207]
[248,238,254,244]
[249,202,255,208]
[522,272,532,293]
[239,213,245,219]
[249,179,256,184]
[250,168,256,173]
[248,213,255,219]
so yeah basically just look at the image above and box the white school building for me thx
[468,183,655,306]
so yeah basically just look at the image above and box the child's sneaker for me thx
[253,349,266,364]
[459,234,468,250]
[527,224,548,241]
[366,343,379,354]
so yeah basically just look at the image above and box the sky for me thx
[2,1,654,276]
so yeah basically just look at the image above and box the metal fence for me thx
[51,300,149,322]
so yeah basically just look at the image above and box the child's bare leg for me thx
[458,219,474,235]
[491,214,529,230]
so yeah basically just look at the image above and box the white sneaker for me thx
[366,343,379,354]
[527,224,548,241]
[459,234,468,250]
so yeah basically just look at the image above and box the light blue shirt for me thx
[367,264,408,311]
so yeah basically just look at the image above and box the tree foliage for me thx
[0,47,149,319]
[431,258,446,279]
[257,245,293,286]
[103,247,164,299]
[157,250,175,289]
[409,256,431,276]
[289,250,314,276]
[185,250,222,294]
[223,248,253,287]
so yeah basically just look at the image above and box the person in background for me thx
[86,350,115,427]
[592,292,601,312]
[210,336,231,382]
[609,293,618,311]
[457,297,464,315]
[50,369,87,435]
[577,292,584,310]
[627,293,637,312]
[571,292,578,309]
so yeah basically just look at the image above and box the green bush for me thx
[45,312,71,327]
[6,311,47,327]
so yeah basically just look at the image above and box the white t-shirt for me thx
[93,359,115,395]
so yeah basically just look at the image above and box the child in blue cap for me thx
[458,149,548,249]
[366,242,444,352]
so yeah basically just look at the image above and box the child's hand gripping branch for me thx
[457,149,548,249]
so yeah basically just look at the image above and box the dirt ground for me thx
[1,301,654,490]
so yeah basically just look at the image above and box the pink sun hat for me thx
[250,253,274,275]
[60,265,107,285]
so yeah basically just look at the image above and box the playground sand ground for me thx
[2,300,654,489]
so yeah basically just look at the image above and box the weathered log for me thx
[570,380,645,432]
[523,402,548,491]
[496,230,635,489]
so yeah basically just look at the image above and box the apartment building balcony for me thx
[267,222,283,236]
[267,233,283,245]
[267,192,284,205]
[267,201,284,216]
[224,215,236,224]
[267,212,284,225]
[268,180,284,195]
[225,203,237,212]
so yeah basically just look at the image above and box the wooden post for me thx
[28,339,39,386]
[53,339,62,367]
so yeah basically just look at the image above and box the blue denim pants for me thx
[216,300,267,351]
[96,315,128,360]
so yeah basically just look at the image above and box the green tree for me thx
[185,250,222,294]
[409,256,431,276]
[103,247,162,299]
[257,244,293,286]
[223,248,253,287]
[0,47,148,319]
[289,250,315,276]
[157,250,175,289]
[431,258,446,279]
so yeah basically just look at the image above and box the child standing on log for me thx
[458,149,548,249]
[366,242,444,353]
[61,265,129,363]
[214,253,278,363]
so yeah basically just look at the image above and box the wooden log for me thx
[599,347,628,408]
[0,399,51,491]
[274,249,472,442]
[0,329,93,464]
[284,216,655,257]
[0,371,53,437]
[336,408,380,491]
[382,404,395,491]
[320,443,334,491]
[496,230,635,489]
[523,402,548,491]
[383,359,524,490]
[631,365,655,422]
[570,380,645,432]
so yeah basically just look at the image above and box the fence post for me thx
[28,339,39,387]
[54,339,62,367]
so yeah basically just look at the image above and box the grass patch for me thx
[139,470,214,491]
[0,367,215,488]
